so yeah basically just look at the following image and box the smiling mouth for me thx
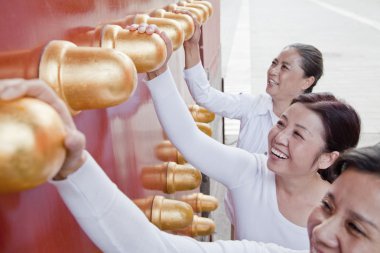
[268,79,279,86]
[271,147,288,159]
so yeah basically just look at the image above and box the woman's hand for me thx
[173,10,202,69]
[126,23,173,80]
[0,78,86,180]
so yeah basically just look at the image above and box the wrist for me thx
[185,44,200,69]
[147,65,168,80]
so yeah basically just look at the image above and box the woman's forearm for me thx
[146,69,255,188]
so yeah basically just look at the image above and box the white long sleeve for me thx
[51,153,306,253]
[184,62,255,120]
[146,69,262,190]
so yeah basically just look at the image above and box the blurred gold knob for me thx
[189,104,215,123]
[173,215,215,237]
[0,98,66,193]
[39,40,137,112]
[165,4,205,25]
[101,25,167,73]
[155,140,186,164]
[134,14,185,51]
[187,0,214,16]
[196,122,212,137]
[141,162,202,194]
[178,1,210,21]
[150,9,195,41]
[181,193,218,213]
[134,195,193,230]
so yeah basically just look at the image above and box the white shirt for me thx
[146,69,309,250]
[51,153,307,253]
[184,62,278,154]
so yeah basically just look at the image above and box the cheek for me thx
[307,208,323,238]
[268,128,277,145]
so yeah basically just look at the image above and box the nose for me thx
[268,64,280,76]
[312,217,340,249]
[273,129,290,146]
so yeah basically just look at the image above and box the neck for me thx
[272,98,293,117]
[275,173,328,197]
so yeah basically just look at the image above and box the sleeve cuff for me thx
[183,61,207,80]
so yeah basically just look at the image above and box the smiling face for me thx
[267,102,329,177]
[308,169,380,253]
[266,47,314,102]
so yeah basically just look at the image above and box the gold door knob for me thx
[134,195,193,230]
[134,14,185,51]
[141,162,202,194]
[186,0,214,17]
[150,9,195,41]
[196,122,212,137]
[178,1,210,21]
[165,4,205,25]
[66,25,167,73]
[101,25,167,73]
[0,40,138,113]
[0,98,66,193]
[173,215,215,237]
[181,193,218,212]
[39,40,137,112]
[155,140,186,164]
[189,104,215,123]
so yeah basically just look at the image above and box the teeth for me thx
[269,79,278,86]
[271,148,288,159]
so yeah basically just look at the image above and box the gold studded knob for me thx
[196,122,212,137]
[178,1,210,21]
[173,215,215,237]
[181,193,219,213]
[0,98,66,193]
[155,140,186,164]
[187,0,214,16]
[165,4,205,25]
[141,162,202,194]
[101,25,167,73]
[150,9,195,41]
[39,40,137,112]
[134,195,194,230]
[0,40,138,113]
[189,104,215,123]
[134,14,185,51]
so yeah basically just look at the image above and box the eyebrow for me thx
[326,193,380,231]
[281,115,313,136]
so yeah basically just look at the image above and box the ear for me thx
[318,151,340,170]
[301,76,315,91]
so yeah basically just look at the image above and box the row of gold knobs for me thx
[0,0,214,109]
[0,1,213,193]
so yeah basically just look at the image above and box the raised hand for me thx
[126,23,173,79]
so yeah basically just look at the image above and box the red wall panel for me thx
[0,1,221,252]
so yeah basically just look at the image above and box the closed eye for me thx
[281,64,289,70]
[347,221,367,238]
[293,131,304,140]
[321,199,333,214]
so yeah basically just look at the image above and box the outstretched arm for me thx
[53,152,299,253]
[139,25,259,189]
[182,14,254,120]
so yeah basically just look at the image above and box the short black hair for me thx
[330,143,380,181]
